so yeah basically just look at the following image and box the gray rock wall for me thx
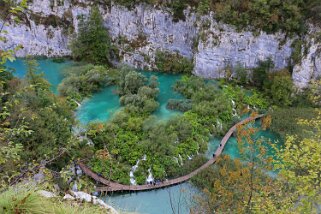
[194,14,293,78]
[1,0,320,87]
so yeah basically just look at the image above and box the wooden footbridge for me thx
[78,114,264,194]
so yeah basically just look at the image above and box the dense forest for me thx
[0,0,321,213]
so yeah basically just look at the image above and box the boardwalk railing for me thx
[78,114,264,193]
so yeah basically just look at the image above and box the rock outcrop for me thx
[293,33,321,88]
[69,190,118,214]
[1,0,320,87]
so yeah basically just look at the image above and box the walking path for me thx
[78,114,264,193]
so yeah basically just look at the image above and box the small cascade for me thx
[146,168,154,184]
[216,119,223,132]
[231,99,239,118]
[173,157,179,164]
[253,105,258,111]
[72,125,93,145]
[72,99,82,108]
[188,155,193,160]
[129,160,140,185]
[231,99,236,107]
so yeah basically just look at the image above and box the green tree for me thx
[70,6,112,65]
[25,58,50,94]
[269,71,294,106]
[252,58,274,90]
[258,110,321,213]
[0,0,29,190]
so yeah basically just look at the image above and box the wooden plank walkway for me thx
[78,114,264,193]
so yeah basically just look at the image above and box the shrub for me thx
[266,70,294,106]
[167,99,192,112]
[252,58,274,90]
[58,64,111,101]
[155,50,194,74]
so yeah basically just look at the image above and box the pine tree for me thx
[70,6,112,65]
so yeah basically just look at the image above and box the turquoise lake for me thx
[6,59,280,214]
[5,59,183,124]
[76,71,183,124]
[5,58,72,94]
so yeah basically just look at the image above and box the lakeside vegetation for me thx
[1,1,321,214]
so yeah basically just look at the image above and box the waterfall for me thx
[146,168,154,183]
[231,99,240,118]
[72,99,82,108]
[129,160,140,185]
[173,157,179,164]
[216,119,223,131]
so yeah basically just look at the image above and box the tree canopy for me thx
[70,6,112,65]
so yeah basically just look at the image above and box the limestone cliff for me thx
[1,0,320,87]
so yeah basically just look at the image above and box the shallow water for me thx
[6,60,183,124]
[76,86,121,124]
[207,122,280,160]
[141,71,183,120]
[76,71,183,124]
[103,183,199,214]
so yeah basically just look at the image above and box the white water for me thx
[129,160,140,185]
[146,168,154,183]
[216,119,223,131]
[231,99,240,118]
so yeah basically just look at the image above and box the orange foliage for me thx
[96,149,110,160]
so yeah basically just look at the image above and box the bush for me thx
[58,64,112,101]
[167,99,192,112]
[264,70,294,106]
[155,50,194,74]
[252,58,274,90]
[269,107,318,140]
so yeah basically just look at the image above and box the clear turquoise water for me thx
[7,59,280,214]
[6,60,183,124]
[76,86,121,124]
[141,71,183,120]
[206,122,280,160]
[5,58,72,94]
[76,71,183,124]
[103,183,198,214]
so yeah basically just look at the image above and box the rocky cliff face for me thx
[1,0,320,87]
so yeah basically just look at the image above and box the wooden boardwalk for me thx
[78,115,264,193]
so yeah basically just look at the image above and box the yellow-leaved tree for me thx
[257,110,321,213]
